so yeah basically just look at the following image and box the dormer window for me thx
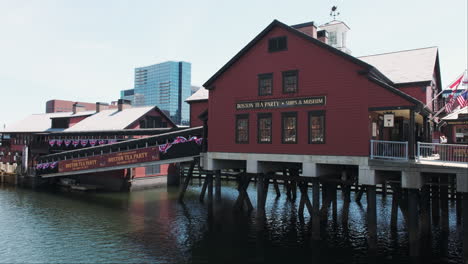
[268,36,287,52]
[51,118,69,129]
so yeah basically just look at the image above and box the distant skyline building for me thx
[46,99,97,113]
[121,61,192,125]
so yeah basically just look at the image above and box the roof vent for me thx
[117,99,132,111]
[72,103,85,114]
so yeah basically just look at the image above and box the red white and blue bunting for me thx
[48,138,119,148]
[35,161,58,170]
[158,136,203,154]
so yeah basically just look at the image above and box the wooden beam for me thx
[178,160,195,202]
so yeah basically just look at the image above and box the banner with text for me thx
[58,147,160,173]
[236,96,326,110]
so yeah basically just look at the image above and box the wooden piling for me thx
[273,179,281,198]
[263,177,270,206]
[199,173,209,202]
[234,173,253,212]
[463,193,468,263]
[341,184,351,230]
[355,185,366,203]
[298,182,313,219]
[420,185,431,239]
[366,185,377,250]
[331,184,338,222]
[312,178,321,240]
[382,181,387,197]
[431,176,440,225]
[207,173,213,203]
[440,176,449,232]
[457,192,462,225]
[320,183,331,220]
[390,183,400,230]
[178,160,195,202]
[257,173,265,218]
[408,188,420,257]
[215,170,221,201]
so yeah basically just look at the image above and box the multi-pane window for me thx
[283,70,298,93]
[146,164,160,175]
[309,111,325,143]
[236,114,249,143]
[268,36,287,52]
[329,31,337,46]
[282,112,297,143]
[257,113,272,143]
[258,73,273,96]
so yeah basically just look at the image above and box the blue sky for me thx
[0,0,466,127]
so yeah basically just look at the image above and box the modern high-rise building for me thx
[121,61,191,125]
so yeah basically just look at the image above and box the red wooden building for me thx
[200,19,441,176]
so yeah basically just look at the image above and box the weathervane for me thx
[330,6,340,20]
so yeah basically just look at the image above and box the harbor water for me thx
[0,181,462,263]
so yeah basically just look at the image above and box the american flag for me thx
[457,90,468,108]
[449,73,464,90]
[445,94,455,113]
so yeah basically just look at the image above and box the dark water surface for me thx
[0,182,462,263]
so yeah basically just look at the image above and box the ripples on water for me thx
[0,181,462,264]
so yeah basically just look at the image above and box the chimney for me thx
[96,102,109,113]
[117,99,131,111]
[291,22,317,38]
[72,103,85,114]
[317,30,328,44]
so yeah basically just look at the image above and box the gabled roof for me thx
[186,87,209,102]
[358,47,438,84]
[202,19,435,112]
[65,106,176,132]
[203,19,374,89]
[4,111,95,133]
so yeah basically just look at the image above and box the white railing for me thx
[370,140,408,161]
[417,142,468,163]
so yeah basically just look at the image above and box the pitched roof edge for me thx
[394,81,432,88]
[123,106,177,129]
[357,46,438,59]
[367,76,426,111]
[203,19,375,89]
[186,98,209,103]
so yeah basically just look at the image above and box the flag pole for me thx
[424,70,466,109]
[428,70,467,121]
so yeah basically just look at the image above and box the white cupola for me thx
[318,20,351,54]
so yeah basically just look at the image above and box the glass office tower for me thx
[121,61,191,125]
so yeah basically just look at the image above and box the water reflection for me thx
[0,181,463,264]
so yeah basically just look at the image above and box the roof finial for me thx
[330,6,340,20]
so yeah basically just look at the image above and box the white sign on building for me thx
[384,114,394,127]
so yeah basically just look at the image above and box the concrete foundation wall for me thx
[205,152,368,174]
